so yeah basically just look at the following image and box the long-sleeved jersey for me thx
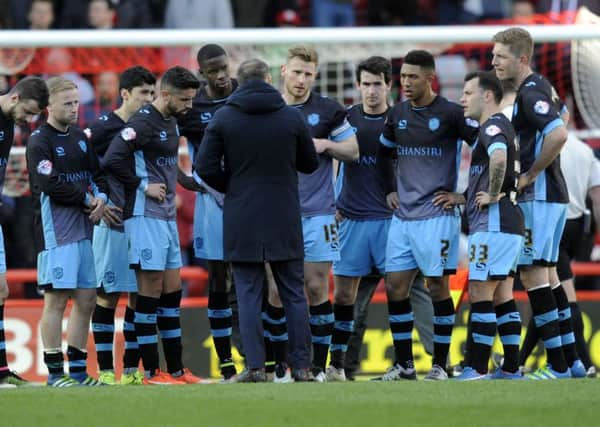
[26,123,108,252]
[102,104,179,221]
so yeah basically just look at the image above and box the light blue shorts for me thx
[0,226,5,274]
[468,231,523,281]
[333,218,391,277]
[125,216,182,271]
[385,214,460,277]
[518,201,567,266]
[302,214,341,263]
[193,192,224,260]
[92,222,137,293]
[37,239,97,289]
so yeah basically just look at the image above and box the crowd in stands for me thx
[0,0,599,30]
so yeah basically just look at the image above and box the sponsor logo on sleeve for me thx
[121,127,136,141]
[465,118,479,128]
[78,140,87,153]
[37,159,53,175]
[533,100,550,115]
[485,125,501,136]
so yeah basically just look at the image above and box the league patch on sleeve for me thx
[121,127,136,141]
[533,100,550,115]
[465,118,479,128]
[37,159,53,176]
[485,125,502,136]
[83,128,92,139]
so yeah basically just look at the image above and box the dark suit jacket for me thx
[195,79,318,262]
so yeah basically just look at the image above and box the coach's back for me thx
[196,76,318,263]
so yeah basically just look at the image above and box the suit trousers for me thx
[232,259,311,369]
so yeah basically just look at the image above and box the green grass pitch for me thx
[2,380,598,427]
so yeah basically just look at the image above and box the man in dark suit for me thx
[196,58,319,382]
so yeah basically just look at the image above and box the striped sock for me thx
[552,284,578,366]
[570,303,593,368]
[0,304,7,379]
[310,301,334,371]
[92,304,115,372]
[67,346,88,382]
[123,305,140,370]
[135,295,159,375]
[157,290,183,374]
[43,350,65,380]
[495,299,521,373]
[528,285,567,373]
[470,301,496,374]
[207,291,233,365]
[432,298,455,368]
[264,303,288,364]
[388,298,414,368]
[330,304,354,369]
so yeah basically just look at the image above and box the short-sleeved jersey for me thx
[85,112,127,229]
[26,123,108,252]
[466,114,524,235]
[512,73,568,203]
[0,108,15,194]
[380,95,478,220]
[178,80,238,205]
[102,104,179,221]
[292,92,355,217]
[336,104,392,220]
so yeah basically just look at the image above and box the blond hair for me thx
[46,76,78,102]
[286,45,318,66]
[492,27,534,60]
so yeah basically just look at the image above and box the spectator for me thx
[368,0,419,25]
[311,0,355,27]
[232,0,300,27]
[0,0,13,28]
[115,0,154,28]
[28,0,54,30]
[57,0,89,28]
[88,0,116,29]
[44,47,95,105]
[82,70,119,125]
[164,0,233,28]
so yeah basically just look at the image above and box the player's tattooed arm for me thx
[488,148,507,197]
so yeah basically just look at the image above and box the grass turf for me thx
[2,380,598,427]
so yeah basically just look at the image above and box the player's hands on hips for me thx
[474,191,505,209]
[432,191,465,209]
[103,205,123,227]
[517,172,533,192]
[313,138,330,154]
[146,183,167,203]
[386,192,400,210]
[89,196,105,224]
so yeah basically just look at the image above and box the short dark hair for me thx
[403,50,436,71]
[161,66,200,91]
[237,59,270,85]
[356,56,392,84]
[196,44,227,67]
[10,76,49,109]
[91,0,116,10]
[464,70,503,104]
[119,66,156,92]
